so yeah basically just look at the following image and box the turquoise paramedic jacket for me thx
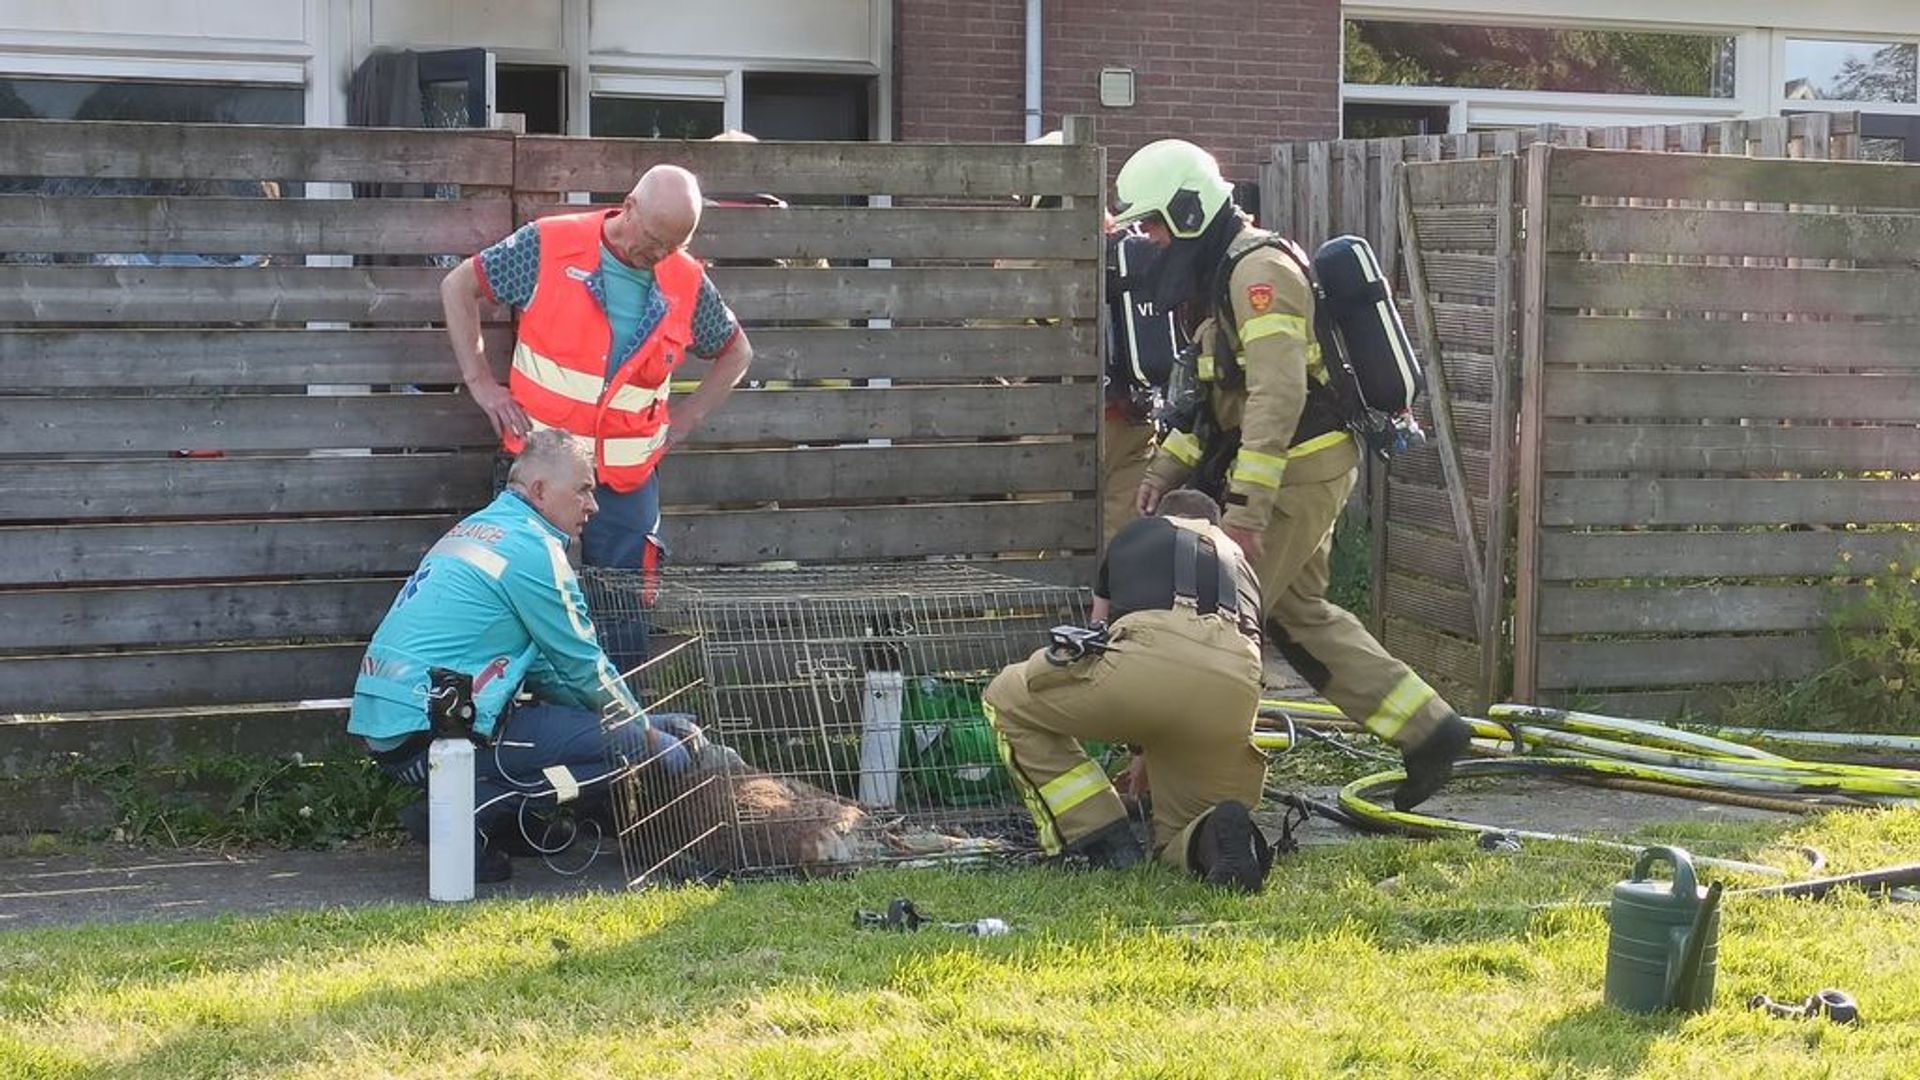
[349,489,642,742]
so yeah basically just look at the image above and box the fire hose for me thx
[1250,699,1920,879]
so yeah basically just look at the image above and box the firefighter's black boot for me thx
[1188,800,1268,893]
[1065,819,1145,870]
[1394,713,1474,812]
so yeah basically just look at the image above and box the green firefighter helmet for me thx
[1111,138,1235,240]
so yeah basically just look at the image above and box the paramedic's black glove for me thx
[646,713,708,775]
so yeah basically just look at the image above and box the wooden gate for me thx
[1394,142,1920,718]
[1380,155,1520,711]
[1333,116,1867,715]
[1513,145,1920,718]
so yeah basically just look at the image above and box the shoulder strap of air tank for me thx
[1173,525,1199,604]
[1176,525,1240,619]
[1215,543,1240,618]
[1214,231,1308,341]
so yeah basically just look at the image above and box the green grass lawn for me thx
[2,807,1916,1079]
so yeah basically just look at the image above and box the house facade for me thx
[0,1,1914,180]
[1342,1,1920,159]
[0,1,889,139]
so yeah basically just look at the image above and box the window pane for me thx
[590,96,723,139]
[1784,39,1918,104]
[0,76,301,123]
[1343,102,1450,139]
[1345,19,1737,98]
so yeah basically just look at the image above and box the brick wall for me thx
[895,0,1341,185]
[894,0,1029,144]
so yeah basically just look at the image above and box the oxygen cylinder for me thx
[428,738,476,902]
[1311,234,1424,414]
[857,671,906,809]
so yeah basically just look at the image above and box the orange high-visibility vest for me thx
[501,211,702,492]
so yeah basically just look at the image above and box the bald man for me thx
[440,164,754,583]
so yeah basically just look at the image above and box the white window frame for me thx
[1769,29,1920,117]
[588,68,741,133]
[0,51,305,88]
[1340,9,1770,132]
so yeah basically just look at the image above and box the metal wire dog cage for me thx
[581,564,1097,886]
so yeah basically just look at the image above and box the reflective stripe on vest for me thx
[1161,428,1204,467]
[523,417,670,471]
[603,429,672,468]
[511,343,665,413]
[502,210,701,493]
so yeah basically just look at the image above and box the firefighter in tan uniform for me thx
[983,489,1273,892]
[1113,139,1473,812]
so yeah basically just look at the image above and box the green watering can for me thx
[1604,846,1725,1014]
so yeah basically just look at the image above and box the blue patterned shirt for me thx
[475,219,741,371]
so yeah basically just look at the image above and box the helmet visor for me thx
[1109,199,1163,229]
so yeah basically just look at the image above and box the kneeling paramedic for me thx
[983,489,1273,892]
[349,430,701,883]
[1111,138,1473,811]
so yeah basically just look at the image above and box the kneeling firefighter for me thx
[1113,138,1473,811]
[983,489,1273,892]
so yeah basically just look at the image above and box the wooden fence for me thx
[1294,114,1863,714]
[1262,113,1860,289]
[1393,142,1920,718]
[0,118,1102,762]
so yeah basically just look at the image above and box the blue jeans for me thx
[580,475,662,568]
[580,475,661,674]
[374,701,648,837]
[478,701,649,832]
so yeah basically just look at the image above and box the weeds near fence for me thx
[1329,510,1371,620]
[1722,552,1920,734]
[61,753,414,849]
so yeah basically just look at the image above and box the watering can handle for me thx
[1632,845,1699,899]
[1664,880,1724,1011]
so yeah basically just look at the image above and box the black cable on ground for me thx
[1732,862,1920,900]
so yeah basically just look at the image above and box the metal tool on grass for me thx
[855,897,1011,936]
[1748,988,1860,1024]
